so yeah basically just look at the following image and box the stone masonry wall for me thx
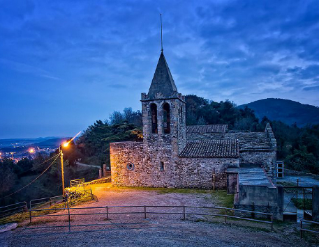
[240,151,277,178]
[110,141,145,186]
[110,141,239,189]
[141,93,186,156]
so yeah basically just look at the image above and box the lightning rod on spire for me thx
[160,14,163,53]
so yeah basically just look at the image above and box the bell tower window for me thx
[150,103,158,134]
[163,103,170,134]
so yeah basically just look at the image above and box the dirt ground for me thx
[0,184,311,247]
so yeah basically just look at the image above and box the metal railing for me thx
[0,201,28,218]
[70,178,85,187]
[30,195,64,210]
[27,204,274,232]
[300,219,319,238]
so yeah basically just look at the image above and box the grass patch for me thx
[291,198,312,210]
[211,190,234,208]
[277,181,297,187]
[112,185,211,194]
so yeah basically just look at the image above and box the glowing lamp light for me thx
[63,142,69,148]
[28,148,35,154]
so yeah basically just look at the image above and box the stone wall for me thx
[175,157,239,189]
[240,150,277,178]
[141,93,187,155]
[110,141,145,186]
[110,141,239,189]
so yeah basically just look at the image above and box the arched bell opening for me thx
[163,103,170,134]
[150,103,158,134]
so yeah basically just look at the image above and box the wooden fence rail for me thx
[300,219,319,238]
[27,204,274,232]
[0,201,27,218]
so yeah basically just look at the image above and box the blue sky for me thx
[0,0,319,138]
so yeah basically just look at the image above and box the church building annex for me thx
[110,51,277,190]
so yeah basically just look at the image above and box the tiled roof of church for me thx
[232,132,272,151]
[180,139,239,158]
[148,52,178,99]
[186,124,228,134]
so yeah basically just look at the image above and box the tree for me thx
[16,158,33,177]
[110,111,125,125]
[0,159,17,196]
[285,147,319,174]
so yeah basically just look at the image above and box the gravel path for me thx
[0,184,309,247]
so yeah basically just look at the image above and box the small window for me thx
[160,162,164,171]
[127,163,135,171]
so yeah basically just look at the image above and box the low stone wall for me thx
[234,185,284,220]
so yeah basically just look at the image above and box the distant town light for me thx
[28,148,35,154]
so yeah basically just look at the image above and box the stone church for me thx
[110,51,277,190]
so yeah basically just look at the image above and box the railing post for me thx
[303,188,305,211]
[271,214,274,231]
[90,188,94,200]
[144,206,147,219]
[300,220,303,238]
[29,210,32,224]
[183,206,186,220]
[106,206,109,220]
[67,201,71,232]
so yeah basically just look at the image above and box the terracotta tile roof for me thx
[226,132,272,151]
[180,139,239,158]
[186,124,228,134]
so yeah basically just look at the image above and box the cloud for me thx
[1,0,319,138]
[303,85,319,91]
[0,58,61,80]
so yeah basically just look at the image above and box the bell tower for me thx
[141,51,186,156]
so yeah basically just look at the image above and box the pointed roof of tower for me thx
[147,52,178,99]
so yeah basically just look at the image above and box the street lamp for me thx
[59,141,69,197]
[58,132,81,197]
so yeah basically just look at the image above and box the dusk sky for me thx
[1,0,319,138]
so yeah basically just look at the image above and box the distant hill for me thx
[34,137,69,148]
[239,98,319,126]
[0,137,68,149]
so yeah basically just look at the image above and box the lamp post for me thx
[60,141,69,197]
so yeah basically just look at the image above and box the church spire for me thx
[147,52,178,99]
